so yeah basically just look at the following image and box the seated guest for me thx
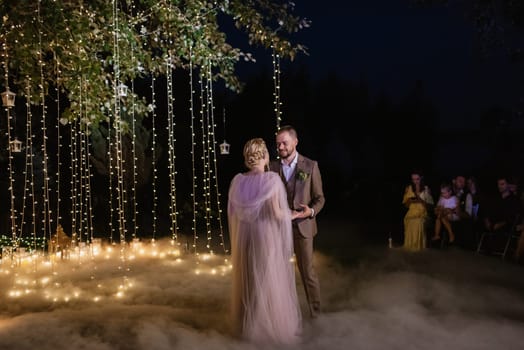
[452,175,467,208]
[452,174,474,249]
[432,183,459,244]
[466,176,485,248]
[402,170,434,251]
[466,176,481,221]
[483,176,521,233]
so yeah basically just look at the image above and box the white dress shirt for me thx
[281,152,299,182]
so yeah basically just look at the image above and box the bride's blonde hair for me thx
[243,138,268,169]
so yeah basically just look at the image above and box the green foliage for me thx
[0,0,309,127]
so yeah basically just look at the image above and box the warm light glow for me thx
[1,238,232,306]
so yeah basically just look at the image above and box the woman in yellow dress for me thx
[402,171,434,251]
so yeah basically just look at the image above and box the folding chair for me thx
[502,219,522,260]
[477,215,521,259]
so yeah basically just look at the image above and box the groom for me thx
[270,125,325,318]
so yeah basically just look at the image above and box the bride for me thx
[227,138,302,345]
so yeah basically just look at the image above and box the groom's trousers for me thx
[293,233,321,318]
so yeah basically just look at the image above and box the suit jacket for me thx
[270,154,325,238]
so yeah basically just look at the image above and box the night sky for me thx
[230,0,522,130]
[287,0,522,129]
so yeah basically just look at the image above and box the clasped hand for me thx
[291,204,311,220]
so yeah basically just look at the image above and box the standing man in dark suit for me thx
[270,125,325,318]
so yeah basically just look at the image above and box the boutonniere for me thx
[295,169,309,181]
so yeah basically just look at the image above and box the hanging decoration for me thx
[219,108,230,155]
[9,137,22,153]
[7,89,22,153]
[1,89,15,107]
[117,83,128,98]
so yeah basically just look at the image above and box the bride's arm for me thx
[272,192,286,220]
[271,184,292,221]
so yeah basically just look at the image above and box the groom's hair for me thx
[277,125,297,139]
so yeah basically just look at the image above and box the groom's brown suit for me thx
[270,154,325,317]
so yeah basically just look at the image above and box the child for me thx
[432,183,459,244]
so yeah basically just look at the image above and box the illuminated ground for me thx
[1,227,523,350]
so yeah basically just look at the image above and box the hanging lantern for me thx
[117,83,128,97]
[1,89,16,108]
[219,140,230,155]
[220,108,230,155]
[9,137,23,153]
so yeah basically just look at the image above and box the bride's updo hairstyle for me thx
[243,138,268,169]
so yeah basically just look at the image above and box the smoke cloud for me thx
[1,233,523,350]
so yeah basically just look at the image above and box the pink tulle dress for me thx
[228,171,302,345]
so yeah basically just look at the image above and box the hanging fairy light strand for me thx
[80,86,94,244]
[150,74,158,240]
[3,39,18,248]
[15,80,31,245]
[197,67,210,254]
[112,0,127,251]
[70,82,81,246]
[37,0,53,246]
[107,97,115,243]
[202,65,213,252]
[78,80,86,243]
[111,4,131,299]
[189,47,199,253]
[272,46,282,132]
[206,60,227,254]
[23,79,37,253]
[166,54,179,244]
[70,111,78,246]
[131,43,138,240]
[86,128,95,244]
[55,56,62,230]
